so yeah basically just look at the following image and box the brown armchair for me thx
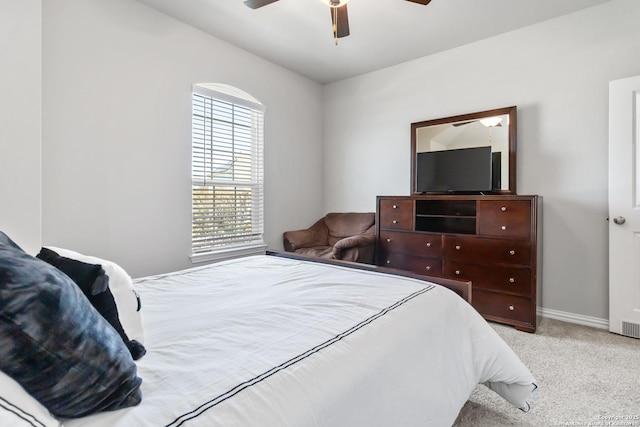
[283,212,376,264]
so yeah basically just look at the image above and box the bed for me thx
[1,239,537,427]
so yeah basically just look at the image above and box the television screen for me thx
[416,146,493,193]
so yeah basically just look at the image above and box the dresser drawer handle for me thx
[501,225,507,231]
[392,204,397,209]
[426,242,431,247]
[455,245,461,250]
[425,266,431,271]
[386,238,391,243]
[509,277,515,283]
[508,305,515,311]
[392,220,398,224]
[509,250,516,256]
[455,270,461,275]
[501,206,507,212]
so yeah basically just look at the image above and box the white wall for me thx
[42,0,324,278]
[322,0,640,321]
[0,0,42,255]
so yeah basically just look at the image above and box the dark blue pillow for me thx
[0,231,142,418]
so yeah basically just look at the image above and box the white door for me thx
[609,75,640,338]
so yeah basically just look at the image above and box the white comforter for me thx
[63,255,536,427]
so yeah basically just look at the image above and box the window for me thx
[191,84,265,262]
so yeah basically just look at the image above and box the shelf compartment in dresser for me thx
[415,199,477,234]
[416,200,477,217]
[415,215,476,234]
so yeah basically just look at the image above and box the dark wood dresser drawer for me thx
[443,261,531,296]
[443,235,531,265]
[477,200,531,238]
[378,251,442,276]
[379,199,414,230]
[379,231,441,257]
[473,290,533,325]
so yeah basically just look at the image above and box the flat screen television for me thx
[416,146,493,193]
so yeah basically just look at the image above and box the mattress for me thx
[62,255,536,426]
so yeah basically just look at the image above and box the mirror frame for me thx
[410,106,517,195]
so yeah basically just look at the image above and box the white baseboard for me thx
[537,307,609,330]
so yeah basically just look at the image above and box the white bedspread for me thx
[63,255,536,427]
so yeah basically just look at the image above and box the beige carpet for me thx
[453,317,640,427]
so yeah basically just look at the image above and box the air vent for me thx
[621,320,640,339]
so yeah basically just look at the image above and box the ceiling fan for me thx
[243,0,432,44]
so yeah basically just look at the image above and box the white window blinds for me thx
[191,85,264,256]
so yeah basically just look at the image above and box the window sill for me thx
[190,242,267,265]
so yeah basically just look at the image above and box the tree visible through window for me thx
[191,84,264,257]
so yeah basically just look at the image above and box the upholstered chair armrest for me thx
[283,220,329,252]
[332,226,376,259]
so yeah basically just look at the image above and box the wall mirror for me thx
[410,106,517,194]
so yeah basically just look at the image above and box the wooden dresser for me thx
[375,195,541,332]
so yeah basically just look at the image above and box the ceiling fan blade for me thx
[452,120,476,127]
[330,4,350,38]
[244,0,279,9]
[452,120,503,128]
[405,0,432,5]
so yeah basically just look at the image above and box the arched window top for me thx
[192,83,265,113]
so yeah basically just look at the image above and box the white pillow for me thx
[44,247,144,344]
[0,371,60,427]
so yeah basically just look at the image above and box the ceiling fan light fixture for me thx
[321,0,351,8]
[480,116,502,127]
